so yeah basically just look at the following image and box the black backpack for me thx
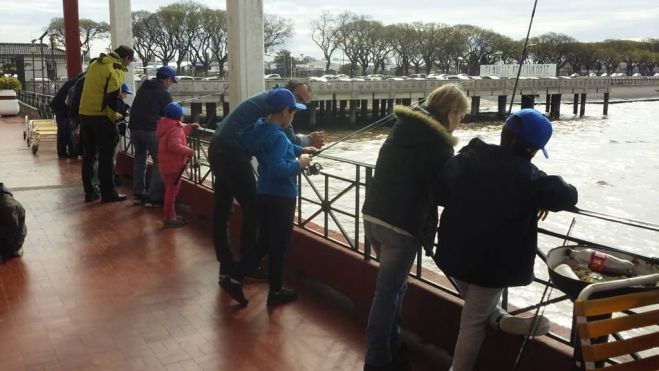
[0,183,26,261]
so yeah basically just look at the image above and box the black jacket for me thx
[362,105,458,253]
[435,138,578,288]
[0,183,26,256]
[49,75,81,114]
[128,79,172,131]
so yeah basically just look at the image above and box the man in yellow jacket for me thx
[79,45,134,203]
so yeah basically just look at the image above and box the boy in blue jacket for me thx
[219,88,317,307]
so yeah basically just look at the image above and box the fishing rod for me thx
[571,207,659,232]
[175,92,224,105]
[508,0,540,116]
[513,216,574,370]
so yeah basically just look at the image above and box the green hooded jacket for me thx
[78,52,127,122]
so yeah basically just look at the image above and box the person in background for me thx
[218,88,316,306]
[113,83,133,185]
[50,73,83,158]
[208,80,324,282]
[361,84,469,371]
[78,45,133,203]
[155,103,199,228]
[129,66,177,207]
[434,109,578,371]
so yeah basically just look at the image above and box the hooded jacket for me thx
[78,52,127,122]
[238,118,303,198]
[435,138,578,288]
[156,117,195,175]
[362,105,458,253]
[129,79,173,131]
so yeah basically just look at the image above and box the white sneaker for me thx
[491,313,551,336]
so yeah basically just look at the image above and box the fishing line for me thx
[508,0,540,116]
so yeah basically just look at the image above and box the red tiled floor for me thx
[0,116,447,370]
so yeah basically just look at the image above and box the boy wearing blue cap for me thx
[434,109,578,371]
[156,103,199,227]
[219,88,317,306]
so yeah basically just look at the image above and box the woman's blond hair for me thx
[425,84,469,116]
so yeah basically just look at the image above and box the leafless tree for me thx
[311,11,343,74]
[264,15,294,55]
[46,17,110,60]
[132,11,159,67]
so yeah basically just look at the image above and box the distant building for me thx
[0,42,67,90]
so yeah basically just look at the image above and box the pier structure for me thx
[155,77,659,126]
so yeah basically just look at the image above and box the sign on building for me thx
[480,64,557,78]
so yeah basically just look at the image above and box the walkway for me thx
[0,116,445,370]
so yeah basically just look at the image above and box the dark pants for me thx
[233,194,296,293]
[55,111,76,157]
[209,143,259,272]
[79,115,119,198]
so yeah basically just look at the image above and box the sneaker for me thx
[84,192,100,203]
[219,263,234,280]
[244,266,269,281]
[364,361,403,371]
[101,193,128,203]
[164,216,187,228]
[219,276,249,306]
[145,199,163,208]
[267,287,297,306]
[492,313,551,336]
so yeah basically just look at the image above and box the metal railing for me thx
[24,98,658,365]
[17,90,54,118]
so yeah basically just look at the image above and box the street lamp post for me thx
[30,42,36,93]
[457,56,464,74]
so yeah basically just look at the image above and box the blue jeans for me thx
[364,220,418,366]
[131,129,163,201]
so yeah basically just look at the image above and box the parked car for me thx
[201,76,222,81]
[654,73,659,77]
[632,72,642,77]
[409,74,427,79]
[264,74,281,79]
[176,76,196,81]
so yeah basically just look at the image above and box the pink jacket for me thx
[156,117,194,175]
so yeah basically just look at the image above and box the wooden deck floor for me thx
[0,116,446,370]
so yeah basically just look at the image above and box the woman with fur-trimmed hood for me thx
[361,84,469,370]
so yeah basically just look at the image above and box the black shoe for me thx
[219,263,234,279]
[133,194,147,205]
[84,193,100,203]
[267,287,297,306]
[219,276,248,306]
[245,266,269,281]
[144,199,163,208]
[101,193,128,203]
[114,174,121,186]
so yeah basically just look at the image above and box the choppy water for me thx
[298,101,659,329]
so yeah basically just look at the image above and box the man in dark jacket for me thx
[128,66,177,206]
[435,109,578,371]
[0,183,26,263]
[50,73,83,158]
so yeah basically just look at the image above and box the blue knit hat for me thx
[505,109,553,158]
[164,103,187,119]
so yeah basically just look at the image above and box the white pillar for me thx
[226,0,265,106]
[109,0,135,102]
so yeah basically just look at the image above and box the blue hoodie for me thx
[238,118,303,198]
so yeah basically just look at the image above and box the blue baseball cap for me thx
[164,102,187,119]
[156,66,178,83]
[505,109,553,158]
[267,88,307,114]
[121,83,133,94]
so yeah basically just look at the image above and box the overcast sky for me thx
[2,0,657,60]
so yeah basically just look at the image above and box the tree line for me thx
[312,11,659,77]
[45,3,658,78]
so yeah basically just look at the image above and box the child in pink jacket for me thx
[156,103,199,227]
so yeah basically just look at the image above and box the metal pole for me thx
[40,42,46,95]
[30,45,36,93]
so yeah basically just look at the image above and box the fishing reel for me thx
[304,162,323,176]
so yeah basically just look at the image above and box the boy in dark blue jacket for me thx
[219,88,317,307]
[435,109,578,371]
